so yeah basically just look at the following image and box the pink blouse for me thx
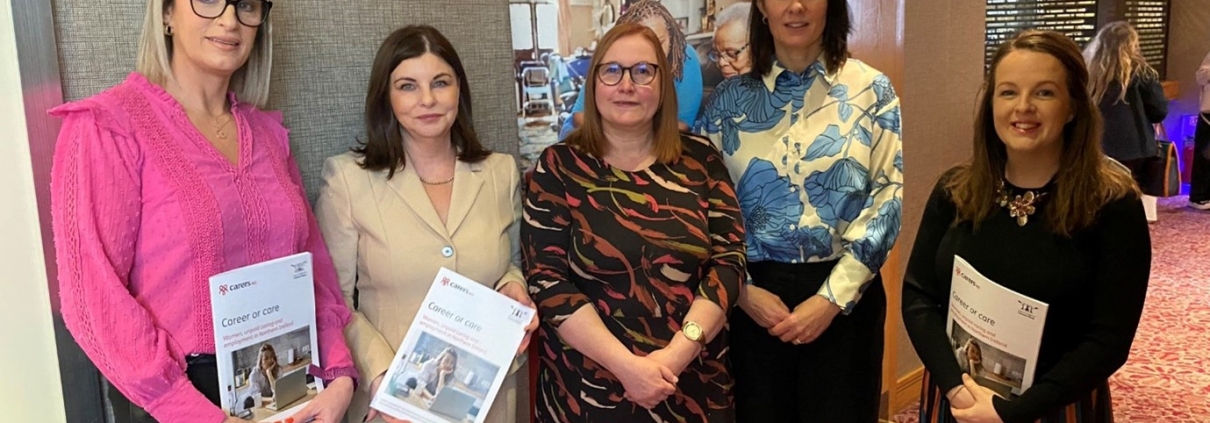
[49,73,356,423]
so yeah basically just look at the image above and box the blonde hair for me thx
[567,23,683,164]
[136,0,275,107]
[1084,21,1158,105]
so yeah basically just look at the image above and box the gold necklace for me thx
[213,113,233,140]
[995,179,1048,227]
[419,173,455,185]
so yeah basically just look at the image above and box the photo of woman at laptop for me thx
[228,327,317,419]
[385,333,500,422]
[398,348,458,400]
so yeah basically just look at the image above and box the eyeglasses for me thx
[190,0,273,27]
[596,62,660,86]
[708,43,749,63]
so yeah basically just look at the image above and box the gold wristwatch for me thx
[682,321,706,345]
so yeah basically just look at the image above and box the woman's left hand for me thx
[499,281,539,356]
[950,373,1005,423]
[769,295,841,344]
[288,376,354,423]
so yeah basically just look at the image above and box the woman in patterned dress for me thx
[523,22,747,423]
[697,0,903,421]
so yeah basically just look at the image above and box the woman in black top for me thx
[1085,21,1169,220]
[902,30,1151,423]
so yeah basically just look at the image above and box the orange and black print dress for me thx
[522,137,746,423]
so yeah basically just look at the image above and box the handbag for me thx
[1140,138,1182,197]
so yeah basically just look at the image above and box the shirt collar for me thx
[761,56,837,91]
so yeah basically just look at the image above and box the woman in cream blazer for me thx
[316,26,533,423]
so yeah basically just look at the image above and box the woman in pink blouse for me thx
[48,1,357,422]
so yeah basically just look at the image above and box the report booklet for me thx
[210,252,321,422]
[371,268,536,423]
[948,255,1049,398]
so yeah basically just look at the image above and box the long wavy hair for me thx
[1084,21,1158,105]
[355,25,490,179]
[946,30,1137,237]
[617,0,686,80]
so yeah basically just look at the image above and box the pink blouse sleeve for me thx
[50,106,227,423]
[278,126,358,385]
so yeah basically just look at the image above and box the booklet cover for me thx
[948,255,1049,398]
[210,252,321,422]
[371,268,536,423]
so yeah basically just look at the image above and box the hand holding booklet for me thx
[209,252,324,423]
[370,268,536,423]
[948,256,1049,399]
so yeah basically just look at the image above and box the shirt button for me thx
[441,246,454,258]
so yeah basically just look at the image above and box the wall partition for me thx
[53,0,519,198]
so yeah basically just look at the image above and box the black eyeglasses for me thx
[708,44,749,63]
[596,62,660,86]
[189,0,273,27]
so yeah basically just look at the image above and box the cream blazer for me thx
[315,151,526,422]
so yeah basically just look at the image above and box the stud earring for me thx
[165,25,174,36]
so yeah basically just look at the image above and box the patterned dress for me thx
[522,136,746,423]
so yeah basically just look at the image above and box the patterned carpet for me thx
[890,196,1210,423]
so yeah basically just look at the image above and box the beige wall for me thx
[896,1,985,378]
[1165,0,1210,143]
[569,4,596,54]
[0,1,67,421]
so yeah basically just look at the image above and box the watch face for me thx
[685,323,702,339]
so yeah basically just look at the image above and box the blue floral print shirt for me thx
[697,57,903,313]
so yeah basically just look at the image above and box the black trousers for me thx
[106,354,222,423]
[1191,113,1210,203]
[730,260,886,423]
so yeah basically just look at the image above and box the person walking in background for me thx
[1084,21,1168,221]
[1190,48,1210,210]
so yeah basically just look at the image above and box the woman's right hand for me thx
[613,354,678,409]
[739,284,790,329]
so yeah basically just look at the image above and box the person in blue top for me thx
[698,0,903,422]
[559,0,702,140]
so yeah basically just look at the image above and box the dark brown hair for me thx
[749,0,851,77]
[355,25,490,179]
[946,30,1137,237]
[567,23,682,164]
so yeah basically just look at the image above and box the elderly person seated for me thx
[523,22,747,423]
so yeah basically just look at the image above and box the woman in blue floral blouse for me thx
[697,0,903,421]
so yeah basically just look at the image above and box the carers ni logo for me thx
[440,276,474,297]
[218,280,256,296]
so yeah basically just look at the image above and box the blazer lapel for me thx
[445,159,484,236]
[383,163,449,240]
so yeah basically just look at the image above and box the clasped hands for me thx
[614,333,701,410]
[946,373,1006,423]
[740,284,841,344]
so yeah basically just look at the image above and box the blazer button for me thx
[441,246,454,258]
